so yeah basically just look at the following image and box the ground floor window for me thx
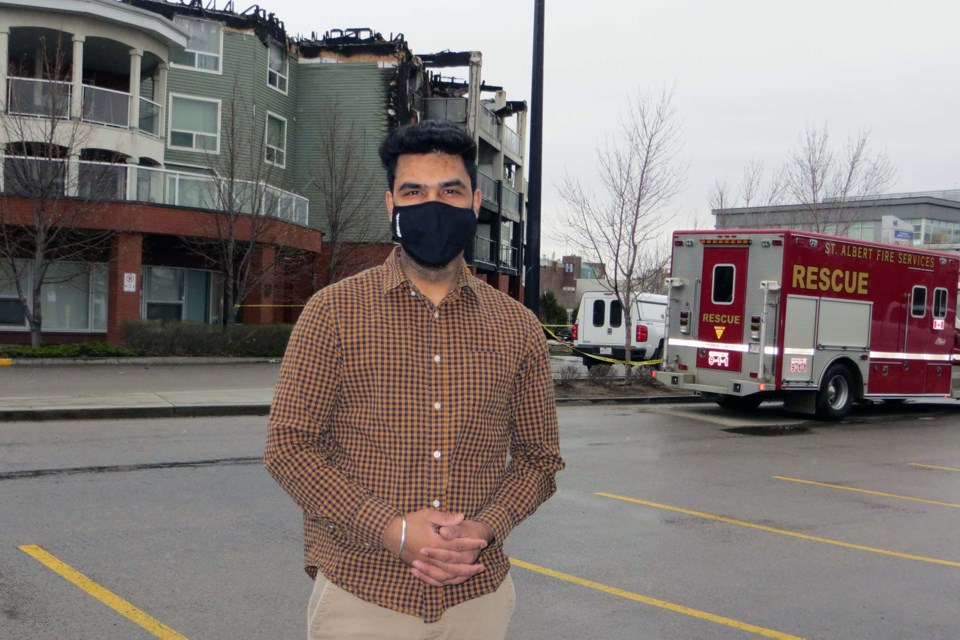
[0,260,107,331]
[142,266,221,324]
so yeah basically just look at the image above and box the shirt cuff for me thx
[473,503,513,546]
[352,495,400,548]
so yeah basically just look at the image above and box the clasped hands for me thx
[383,508,494,587]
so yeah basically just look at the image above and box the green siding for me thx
[163,29,298,194]
[294,63,390,240]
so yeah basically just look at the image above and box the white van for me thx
[572,291,668,368]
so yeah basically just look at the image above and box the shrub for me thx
[0,342,138,359]
[554,364,581,386]
[121,320,292,357]
[625,364,657,386]
[586,363,614,380]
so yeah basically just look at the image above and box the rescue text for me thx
[791,265,868,295]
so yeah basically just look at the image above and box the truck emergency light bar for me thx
[699,238,752,246]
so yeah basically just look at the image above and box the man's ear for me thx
[472,188,481,216]
[385,191,394,222]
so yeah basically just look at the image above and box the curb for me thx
[0,395,704,422]
[0,357,281,367]
[0,404,272,422]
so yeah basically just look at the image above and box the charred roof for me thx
[122,0,289,46]
[297,28,413,62]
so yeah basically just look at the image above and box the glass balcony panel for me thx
[478,171,498,206]
[504,126,522,156]
[82,85,130,128]
[7,78,72,118]
[78,162,126,201]
[424,98,468,124]
[502,187,521,215]
[479,105,500,140]
[138,97,163,136]
[2,156,66,196]
[474,235,494,263]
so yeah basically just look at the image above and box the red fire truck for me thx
[654,229,960,419]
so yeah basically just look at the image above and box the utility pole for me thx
[524,0,544,314]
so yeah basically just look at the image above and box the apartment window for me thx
[169,95,220,152]
[267,41,288,93]
[143,266,219,324]
[171,16,222,73]
[0,262,26,327]
[265,113,286,167]
[40,262,107,331]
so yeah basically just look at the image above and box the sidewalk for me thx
[0,358,700,422]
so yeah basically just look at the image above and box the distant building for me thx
[714,190,960,250]
[0,0,529,345]
[540,254,606,317]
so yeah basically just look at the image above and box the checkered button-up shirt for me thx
[264,248,564,622]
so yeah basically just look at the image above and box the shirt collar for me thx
[382,246,477,300]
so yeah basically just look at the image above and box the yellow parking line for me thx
[910,462,960,473]
[772,476,960,509]
[511,558,805,640]
[19,545,188,639]
[596,493,960,569]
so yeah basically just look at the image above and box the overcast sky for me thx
[264,0,960,256]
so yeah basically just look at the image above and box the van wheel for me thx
[714,394,763,411]
[815,365,855,421]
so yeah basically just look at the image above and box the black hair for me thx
[378,120,477,192]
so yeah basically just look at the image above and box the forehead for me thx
[394,152,469,185]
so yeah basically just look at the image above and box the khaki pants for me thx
[307,574,515,640]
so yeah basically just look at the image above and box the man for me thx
[264,119,564,639]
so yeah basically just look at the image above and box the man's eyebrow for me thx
[396,179,467,191]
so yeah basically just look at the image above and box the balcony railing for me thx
[7,77,72,118]
[474,235,495,264]
[478,171,498,206]
[136,165,309,226]
[503,125,521,157]
[0,156,309,226]
[499,245,518,269]
[424,97,468,124]
[479,105,500,141]
[139,97,163,137]
[82,85,130,128]
[502,186,521,216]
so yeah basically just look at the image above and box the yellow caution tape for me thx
[541,324,662,367]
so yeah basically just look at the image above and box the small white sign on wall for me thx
[123,272,137,293]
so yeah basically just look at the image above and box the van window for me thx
[713,265,734,304]
[911,286,927,318]
[609,300,623,328]
[591,300,605,327]
[933,287,948,319]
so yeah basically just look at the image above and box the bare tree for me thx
[559,88,685,370]
[711,125,894,233]
[308,102,379,287]
[0,39,116,346]
[185,82,303,326]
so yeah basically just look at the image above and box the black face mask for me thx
[391,200,478,269]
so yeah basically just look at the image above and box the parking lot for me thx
[2,401,959,639]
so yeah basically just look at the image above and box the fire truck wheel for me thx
[714,394,763,411]
[816,365,855,420]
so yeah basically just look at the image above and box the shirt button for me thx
[410,290,417,297]
[434,402,441,410]
[434,311,440,319]
[434,355,441,364]
[432,499,441,508]
[433,450,442,459]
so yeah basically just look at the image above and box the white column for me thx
[128,48,142,130]
[0,28,9,112]
[125,156,138,201]
[67,152,80,197]
[71,35,85,120]
[156,62,167,137]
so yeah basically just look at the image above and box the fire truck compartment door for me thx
[782,296,817,382]
[817,299,871,349]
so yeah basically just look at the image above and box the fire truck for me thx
[654,229,960,419]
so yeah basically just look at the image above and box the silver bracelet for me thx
[398,515,407,556]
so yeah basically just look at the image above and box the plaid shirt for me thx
[264,248,564,623]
